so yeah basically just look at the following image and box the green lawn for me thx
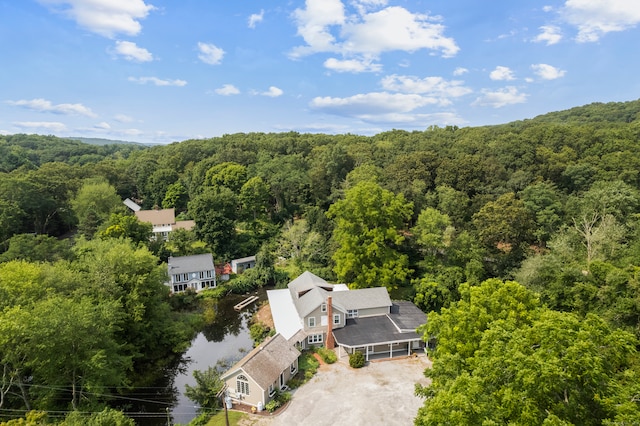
[205,410,250,426]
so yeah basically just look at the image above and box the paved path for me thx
[243,355,431,426]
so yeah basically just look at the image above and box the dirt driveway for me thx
[244,354,431,426]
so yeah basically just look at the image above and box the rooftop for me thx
[332,315,422,348]
[135,208,176,226]
[222,334,301,390]
[168,253,214,273]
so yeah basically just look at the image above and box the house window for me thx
[236,375,249,395]
[268,383,275,397]
[290,361,297,374]
[308,317,316,327]
[321,303,327,313]
[347,309,358,318]
[307,334,323,344]
[333,314,340,325]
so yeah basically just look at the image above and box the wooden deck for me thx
[233,295,259,311]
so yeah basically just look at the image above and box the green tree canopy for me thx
[327,180,413,290]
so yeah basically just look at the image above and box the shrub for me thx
[349,351,366,368]
[265,399,281,413]
[249,322,271,346]
[315,347,337,364]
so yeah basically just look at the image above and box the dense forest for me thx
[2,99,640,424]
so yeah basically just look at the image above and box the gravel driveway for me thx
[245,354,431,426]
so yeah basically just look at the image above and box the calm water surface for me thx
[124,289,265,425]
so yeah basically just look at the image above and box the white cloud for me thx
[310,92,438,115]
[198,42,225,65]
[93,121,111,130]
[531,63,566,80]
[472,86,528,108]
[324,57,382,73]
[291,0,346,57]
[309,91,466,126]
[13,121,67,132]
[453,67,468,76]
[7,98,97,117]
[380,75,472,105]
[341,7,459,58]
[114,113,133,123]
[113,41,153,62]
[534,25,563,45]
[215,84,240,96]
[290,1,458,65]
[562,0,640,42]
[261,86,284,97]
[248,9,264,28]
[490,66,516,81]
[128,76,187,86]
[38,0,155,38]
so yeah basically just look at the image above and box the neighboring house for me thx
[221,333,300,410]
[167,253,216,294]
[268,271,426,361]
[133,207,194,241]
[231,255,256,274]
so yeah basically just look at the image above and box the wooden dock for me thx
[234,295,259,311]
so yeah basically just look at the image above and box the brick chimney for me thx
[326,296,335,349]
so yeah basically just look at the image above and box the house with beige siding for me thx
[221,333,300,410]
[268,271,426,360]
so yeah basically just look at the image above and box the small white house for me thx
[231,255,256,274]
[167,253,216,294]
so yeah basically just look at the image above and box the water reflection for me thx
[123,289,265,425]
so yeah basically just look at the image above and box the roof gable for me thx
[222,334,300,389]
[288,271,334,299]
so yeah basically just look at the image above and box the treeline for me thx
[2,99,640,423]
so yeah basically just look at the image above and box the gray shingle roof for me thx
[223,334,300,390]
[389,301,427,332]
[288,271,333,299]
[167,253,214,274]
[331,287,391,310]
[332,316,421,347]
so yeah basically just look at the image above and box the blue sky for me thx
[1,0,639,144]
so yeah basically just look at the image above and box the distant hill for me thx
[68,137,147,146]
[527,99,640,124]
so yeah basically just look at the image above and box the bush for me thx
[265,399,281,413]
[349,351,366,368]
[249,322,272,346]
[315,347,337,364]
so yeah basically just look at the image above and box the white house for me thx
[167,253,216,294]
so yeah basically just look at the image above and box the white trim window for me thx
[347,309,358,318]
[236,374,250,395]
[307,334,323,344]
[290,360,298,374]
[308,317,316,327]
[333,314,340,325]
[321,303,327,313]
[268,383,275,397]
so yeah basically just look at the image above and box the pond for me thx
[123,288,267,425]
